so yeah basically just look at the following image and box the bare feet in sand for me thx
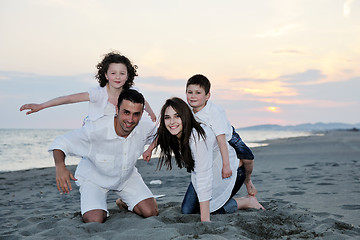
[235,195,265,210]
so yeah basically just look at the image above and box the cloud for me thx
[229,78,297,98]
[255,24,300,38]
[344,0,354,17]
[280,69,326,84]
[295,76,360,102]
[230,78,269,83]
[0,71,38,81]
[0,71,96,100]
[135,76,186,99]
[271,49,305,54]
[217,70,360,118]
[136,76,185,87]
[258,98,311,105]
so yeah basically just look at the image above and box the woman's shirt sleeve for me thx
[190,129,215,202]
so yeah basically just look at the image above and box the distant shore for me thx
[1,130,359,239]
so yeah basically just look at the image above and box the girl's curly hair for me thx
[95,51,138,89]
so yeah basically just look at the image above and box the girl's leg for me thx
[181,182,200,214]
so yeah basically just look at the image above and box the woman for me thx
[155,97,264,222]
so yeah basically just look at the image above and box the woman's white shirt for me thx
[190,125,239,212]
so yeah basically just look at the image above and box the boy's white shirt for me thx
[192,100,233,141]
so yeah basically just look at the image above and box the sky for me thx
[1,0,359,129]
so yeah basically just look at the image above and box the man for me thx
[49,89,158,223]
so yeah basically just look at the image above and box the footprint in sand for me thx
[341,205,360,210]
[287,191,305,195]
[284,167,298,170]
[316,182,335,186]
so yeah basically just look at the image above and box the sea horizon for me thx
[0,128,318,172]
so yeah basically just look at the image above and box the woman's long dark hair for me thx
[156,97,206,172]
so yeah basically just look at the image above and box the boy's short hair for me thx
[186,74,211,94]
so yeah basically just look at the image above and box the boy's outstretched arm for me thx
[216,134,232,179]
[20,92,89,115]
[144,100,156,122]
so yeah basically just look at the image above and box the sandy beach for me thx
[1,130,359,239]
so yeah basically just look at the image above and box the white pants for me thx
[77,171,153,215]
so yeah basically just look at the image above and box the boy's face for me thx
[186,84,210,113]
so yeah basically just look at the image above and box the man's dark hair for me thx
[117,89,145,110]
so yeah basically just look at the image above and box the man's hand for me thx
[222,165,232,179]
[245,179,257,196]
[56,165,77,194]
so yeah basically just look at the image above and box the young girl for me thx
[155,97,264,222]
[20,51,156,123]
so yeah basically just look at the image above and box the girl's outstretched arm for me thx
[20,92,90,115]
[144,100,156,122]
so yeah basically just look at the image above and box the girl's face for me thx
[164,106,183,138]
[105,63,128,90]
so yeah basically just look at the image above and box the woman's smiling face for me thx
[164,106,183,138]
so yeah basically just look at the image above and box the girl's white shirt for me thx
[87,86,140,121]
[190,125,239,212]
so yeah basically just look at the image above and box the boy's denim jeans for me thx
[228,126,254,160]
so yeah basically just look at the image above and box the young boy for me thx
[186,74,257,196]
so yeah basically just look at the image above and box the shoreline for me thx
[0,128,322,173]
[1,130,360,239]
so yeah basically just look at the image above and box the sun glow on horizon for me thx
[266,106,281,113]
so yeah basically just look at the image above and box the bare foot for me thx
[235,196,265,210]
[245,180,258,196]
[248,195,265,210]
[116,198,128,210]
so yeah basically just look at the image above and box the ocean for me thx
[0,128,315,172]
